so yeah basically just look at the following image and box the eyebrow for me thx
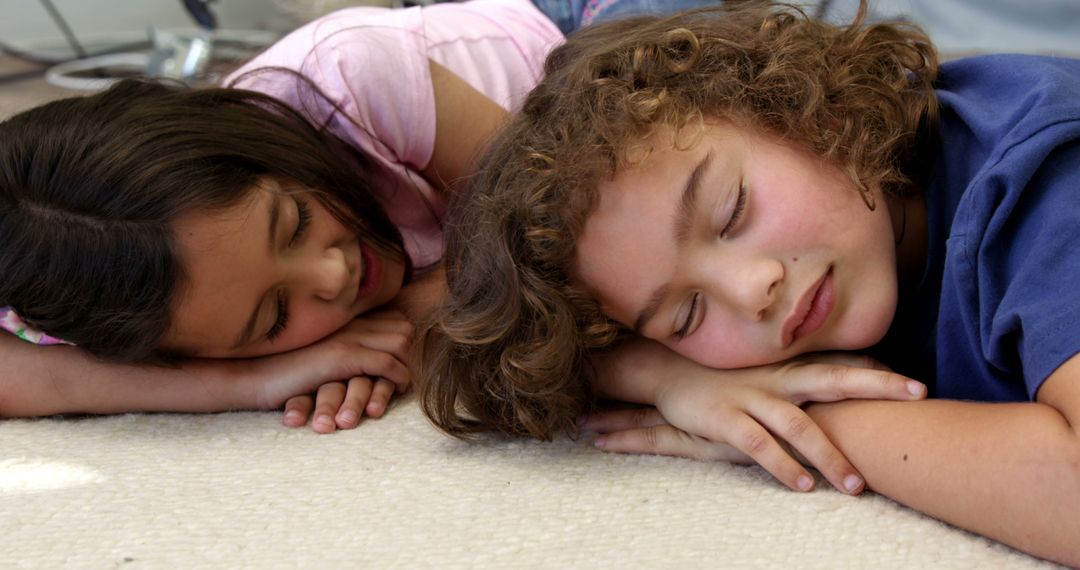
[632,153,710,333]
[230,193,281,349]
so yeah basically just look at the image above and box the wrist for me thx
[182,358,265,411]
[590,338,668,404]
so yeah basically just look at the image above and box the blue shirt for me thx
[874,54,1080,401]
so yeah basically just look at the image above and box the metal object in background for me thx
[183,0,219,30]
[145,29,213,81]
[8,0,271,89]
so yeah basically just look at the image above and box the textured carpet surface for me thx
[0,397,1060,569]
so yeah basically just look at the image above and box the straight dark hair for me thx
[0,78,407,361]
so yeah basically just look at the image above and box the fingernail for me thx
[593,436,607,449]
[844,474,863,493]
[284,410,304,426]
[314,415,334,431]
[907,381,925,397]
[797,474,814,491]
[367,402,383,415]
[338,410,357,425]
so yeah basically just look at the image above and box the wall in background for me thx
[823,0,1080,55]
[1,0,291,53]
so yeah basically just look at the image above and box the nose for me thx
[296,245,351,302]
[700,252,783,321]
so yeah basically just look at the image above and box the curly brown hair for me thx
[418,1,939,440]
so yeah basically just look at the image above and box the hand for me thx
[582,352,926,494]
[584,406,751,463]
[282,377,398,434]
[241,310,413,432]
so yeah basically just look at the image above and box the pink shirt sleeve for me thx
[226,0,562,268]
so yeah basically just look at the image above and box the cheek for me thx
[834,264,898,350]
[673,323,776,369]
[237,305,351,357]
[761,200,831,246]
[285,306,352,347]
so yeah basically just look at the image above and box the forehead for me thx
[166,190,269,352]
[173,190,265,252]
[572,140,698,326]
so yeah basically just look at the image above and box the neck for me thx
[888,193,928,289]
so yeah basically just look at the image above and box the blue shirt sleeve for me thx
[928,55,1080,402]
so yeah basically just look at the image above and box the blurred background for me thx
[1,0,1078,118]
[821,0,1080,56]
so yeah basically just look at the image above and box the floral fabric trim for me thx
[581,0,620,26]
[0,306,71,346]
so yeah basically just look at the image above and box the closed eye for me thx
[674,292,701,340]
[289,198,311,246]
[720,184,748,238]
[266,290,289,342]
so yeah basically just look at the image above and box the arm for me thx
[588,338,926,495]
[802,355,1080,567]
[0,321,409,419]
[421,60,509,191]
[0,332,251,417]
[593,341,1080,566]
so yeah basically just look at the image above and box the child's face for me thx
[573,121,900,368]
[164,178,406,357]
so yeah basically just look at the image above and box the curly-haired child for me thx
[421,2,1080,565]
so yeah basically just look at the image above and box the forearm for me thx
[806,399,1080,566]
[0,334,257,417]
[589,338,674,404]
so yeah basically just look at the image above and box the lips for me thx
[781,267,835,348]
[355,243,382,302]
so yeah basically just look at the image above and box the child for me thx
[0,0,723,431]
[420,2,1080,565]
[0,0,565,431]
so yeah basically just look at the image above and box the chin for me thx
[836,299,897,351]
[691,346,784,370]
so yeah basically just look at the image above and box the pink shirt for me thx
[226,0,563,269]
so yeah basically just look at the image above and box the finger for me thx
[781,362,926,405]
[336,376,374,429]
[340,312,414,338]
[368,316,414,336]
[749,399,865,495]
[579,407,668,433]
[335,331,413,363]
[796,352,891,370]
[721,413,818,492]
[342,346,411,393]
[365,378,396,418]
[312,382,347,434]
[282,395,314,428]
[594,424,750,464]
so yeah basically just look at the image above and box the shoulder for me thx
[935,55,1080,148]
[225,7,428,90]
[938,54,1080,98]
[931,55,1080,226]
[227,0,560,89]
[929,57,1080,399]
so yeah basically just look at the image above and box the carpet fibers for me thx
[0,397,1059,568]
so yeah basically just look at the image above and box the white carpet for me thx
[0,397,1060,569]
